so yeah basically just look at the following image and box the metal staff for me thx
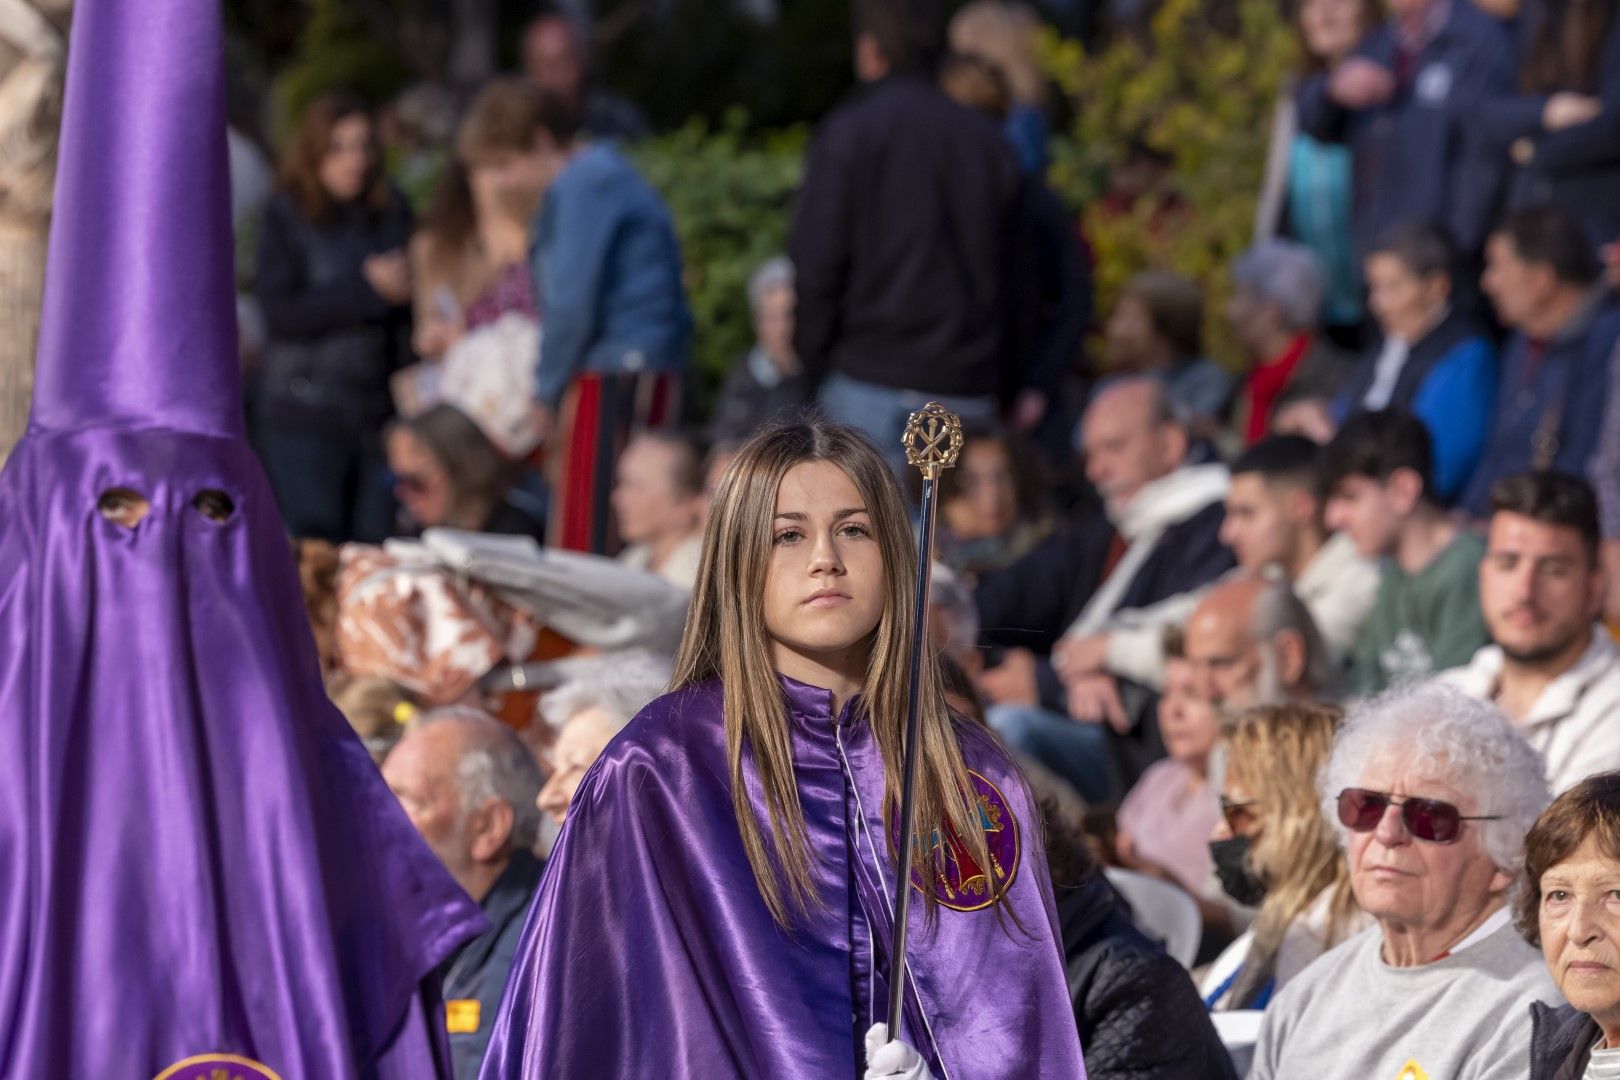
[887,401,964,1035]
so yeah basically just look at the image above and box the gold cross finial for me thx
[902,402,964,481]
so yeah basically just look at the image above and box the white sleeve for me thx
[1101,589,1206,688]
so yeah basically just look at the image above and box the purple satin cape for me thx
[479,675,1085,1079]
[0,428,488,1075]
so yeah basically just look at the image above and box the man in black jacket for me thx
[1041,796,1238,1080]
[790,0,1027,470]
[976,378,1234,801]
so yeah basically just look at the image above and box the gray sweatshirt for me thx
[1249,918,1562,1080]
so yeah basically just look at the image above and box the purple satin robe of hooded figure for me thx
[480,675,1087,1079]
[0,0,488,1075]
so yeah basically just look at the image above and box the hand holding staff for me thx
[887,402,964,1037]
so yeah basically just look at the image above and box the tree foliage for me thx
[268,0,412,142]
[1043,0,1296,366]
[629,113,806,406]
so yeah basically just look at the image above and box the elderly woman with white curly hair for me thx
[1250,681,1562,1080]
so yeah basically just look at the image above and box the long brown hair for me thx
[277,93,391,224]
[1521,0,1618,93]
[1225,702,1359,1006]
[670,420,1000,926]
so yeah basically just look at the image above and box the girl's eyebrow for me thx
[773,507,869,520]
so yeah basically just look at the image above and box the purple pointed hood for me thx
[30,0,241,437]
[0,0,488,1075]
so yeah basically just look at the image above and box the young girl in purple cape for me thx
[480,421,1085,1079]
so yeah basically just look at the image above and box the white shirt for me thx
[1586,1041,1620,1079]
[1441,630,1620,793]
[1362,336,1412,410]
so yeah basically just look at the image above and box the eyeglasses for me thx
[1220,797,1258,834]
[1335,787,1502,845]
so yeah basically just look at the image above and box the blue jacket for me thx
[1461,293,1620,516]
[531,144,692,407]
[1335,309,1498,501]
[442,850,543,1080]
[1295,1,1516,259]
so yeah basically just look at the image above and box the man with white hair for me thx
[1250,683,1559,1080]
[976,376,1234,800]
[1226,239,1354,444]
[1183,569,1339,715]
[382,709,545,1080]
[535,651,672,826]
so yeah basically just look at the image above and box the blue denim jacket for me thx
[531,143,692,406]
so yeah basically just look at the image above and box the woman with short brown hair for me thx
[1522,771,1620,1078]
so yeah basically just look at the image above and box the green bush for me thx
[630,114,807,409]
[269,0,410,143]
[1043,0,1297,368]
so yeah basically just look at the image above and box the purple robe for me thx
[0,0,488,1071]
[0,431,488,1075]
[480,676,1086,1078]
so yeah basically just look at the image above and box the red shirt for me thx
[1244,333,1312,444]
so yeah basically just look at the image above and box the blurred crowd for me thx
[232,0,1620,1075]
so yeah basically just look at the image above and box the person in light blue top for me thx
[1334,221,1497,502]
[1286,137,1361,331]
[1255,0,1384,338]
[948,0,1053,176]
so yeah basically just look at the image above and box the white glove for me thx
[864,1023,937,1080]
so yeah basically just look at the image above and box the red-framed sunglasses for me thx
[1336,788,1501,845]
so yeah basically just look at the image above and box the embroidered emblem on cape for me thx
[153,1054,282,1080]
[1394,1060,1429,1080]
[905,770,1021,911]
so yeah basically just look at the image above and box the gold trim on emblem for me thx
[153,1053,284,1080]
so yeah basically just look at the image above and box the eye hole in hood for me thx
[193,489,236,524]
[97,488,150,529]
